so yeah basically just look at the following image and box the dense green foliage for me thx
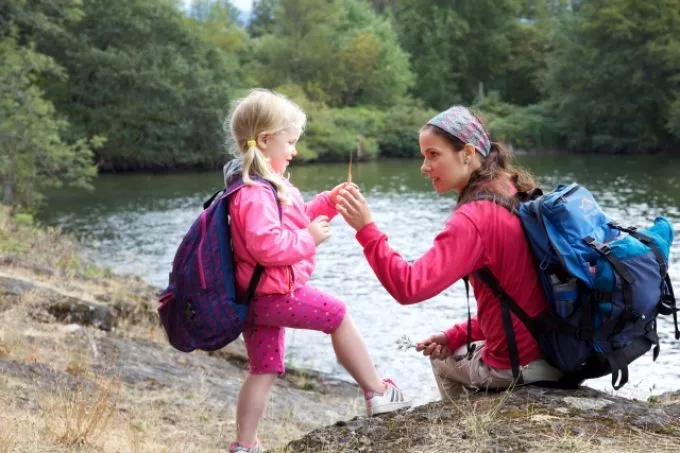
[543,0,680,152]
[2,0,680,209]
[1,0,98,210]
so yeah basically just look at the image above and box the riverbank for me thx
[0,207,363,452]
[1,207,679,452]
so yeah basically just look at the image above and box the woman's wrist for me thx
[355,222,379,245]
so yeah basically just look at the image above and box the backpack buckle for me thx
[584,236,612,256]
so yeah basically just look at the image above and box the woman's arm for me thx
[356,216,485,304]
[339,185,486,304]
[444,316,484,352]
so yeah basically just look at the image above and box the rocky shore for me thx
[1,208,678,452]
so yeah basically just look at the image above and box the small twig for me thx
[86,329,99,360]
[347,148,353,184]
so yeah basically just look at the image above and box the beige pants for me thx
[431,341,562,400]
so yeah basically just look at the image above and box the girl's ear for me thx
[256,134,268,150]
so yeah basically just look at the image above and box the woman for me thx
[336,105,562,399]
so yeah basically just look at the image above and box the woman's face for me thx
[419,128,478,194]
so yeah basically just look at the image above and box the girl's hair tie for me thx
[247,139,256,149]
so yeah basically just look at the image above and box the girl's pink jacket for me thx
[228,180,336,297]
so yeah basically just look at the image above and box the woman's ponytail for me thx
[457,142,537,206]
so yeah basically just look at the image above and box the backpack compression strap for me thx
[609,222,679,341]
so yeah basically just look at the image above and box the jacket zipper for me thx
[197,211,208,289]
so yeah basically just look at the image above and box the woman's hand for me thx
[329,182,357,206]
[416,332,453,360]
[337,185,373,231]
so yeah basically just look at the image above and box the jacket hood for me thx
[223,157,243,187]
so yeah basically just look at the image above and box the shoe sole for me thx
[367,401,411,417]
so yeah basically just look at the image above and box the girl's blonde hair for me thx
[225,89,307,204]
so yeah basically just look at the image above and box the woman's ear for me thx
[463,143,476,163]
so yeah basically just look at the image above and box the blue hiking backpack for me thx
[465,183,679,389]
[157,177,280,352]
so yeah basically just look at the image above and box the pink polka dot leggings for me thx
[242,285,346,374]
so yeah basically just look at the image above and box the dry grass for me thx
[1,208,357,452]
[530,427,680,453]
[48,376,121,447]
[0,207,80,272]
[261,392,364,450]
[4,207,678,453]
[0,420,17,453]
[283,381,680,453]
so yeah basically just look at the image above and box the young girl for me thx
[223,89,410,453]
[337,105,562,400]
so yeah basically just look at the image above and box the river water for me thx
[39,155,680,403]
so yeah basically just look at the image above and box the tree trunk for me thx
[2,182,13,204]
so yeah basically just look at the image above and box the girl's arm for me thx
[305,191,337,221]
[234,184,316,266]
[355,212,485,305]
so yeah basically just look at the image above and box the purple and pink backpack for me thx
[158,177,280,352]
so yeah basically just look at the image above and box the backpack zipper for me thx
[559,184,580,201]
[197,211,208,289]
[158,292,173,304]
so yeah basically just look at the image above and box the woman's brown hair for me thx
[422,125,538,206]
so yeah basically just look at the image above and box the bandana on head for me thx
[426,105,491,157]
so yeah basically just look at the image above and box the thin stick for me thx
[348,147,353,183]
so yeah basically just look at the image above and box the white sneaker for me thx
[229,442,262,453]
[364,378,411,416]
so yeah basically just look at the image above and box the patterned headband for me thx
[426,105,491,156]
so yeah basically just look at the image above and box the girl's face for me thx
[258,127,300,174]
[419,128,478,194]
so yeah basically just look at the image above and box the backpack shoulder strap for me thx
[462,187,543,214]
[203,189,224,210]
[205,176,283,306]
[474,267,541,383]
[214,176,283,219]
[462,191,536,218]
[468,192,517,214]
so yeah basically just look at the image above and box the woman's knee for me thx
[430,358,466,399]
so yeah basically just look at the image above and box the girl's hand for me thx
[337,185,373,231]
[307,215,331,246]
[416,333,453,360]
[329,182,358,206]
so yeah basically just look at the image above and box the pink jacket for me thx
[228,180,337,297]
